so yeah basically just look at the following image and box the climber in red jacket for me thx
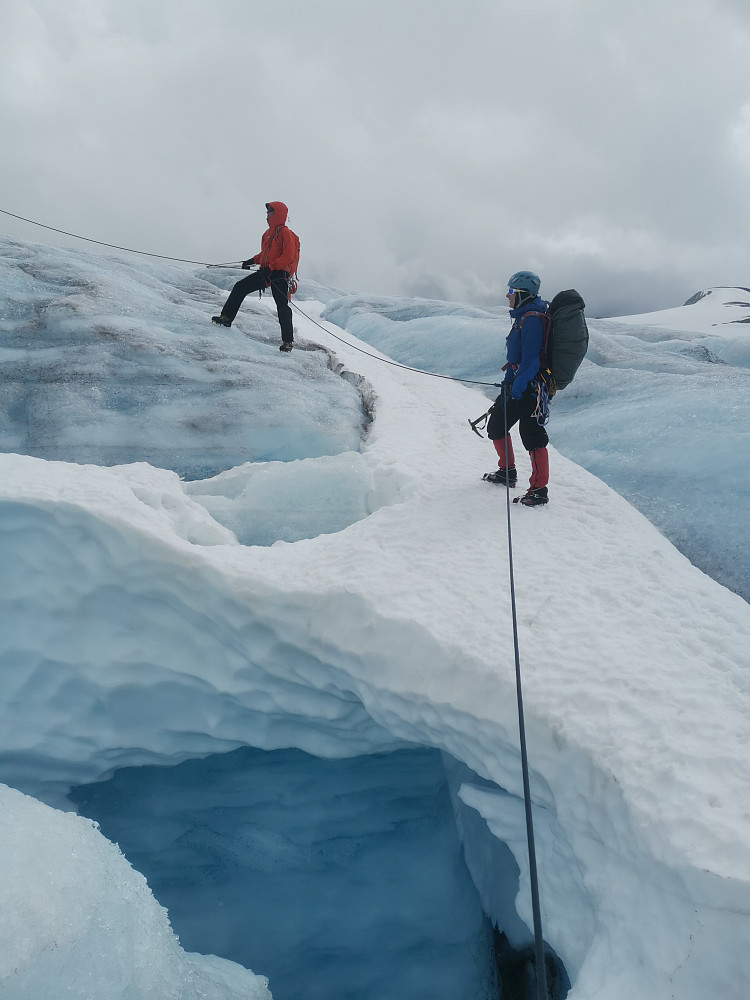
[212,201,298,352]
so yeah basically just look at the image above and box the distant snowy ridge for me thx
[1,239,750,999]
[611,284,750,329]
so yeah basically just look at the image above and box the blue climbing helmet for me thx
[507,270,541,297]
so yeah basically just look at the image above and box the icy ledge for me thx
[0,783,270,1000]
[1,312,750,1000]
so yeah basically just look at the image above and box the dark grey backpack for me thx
[519,290,589,392]
[543,289,589,391]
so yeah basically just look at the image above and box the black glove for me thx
[241,259,255,269]
[497,379,514,402]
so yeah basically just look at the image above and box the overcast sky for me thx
[2,0,750,317]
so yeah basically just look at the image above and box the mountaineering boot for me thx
[513,486,549,506]
[279,341,293,352]
[482,467,517,487]
[212,314,232,327]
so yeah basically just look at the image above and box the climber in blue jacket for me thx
[484,270,550,506]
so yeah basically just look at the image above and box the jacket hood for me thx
[265,201,288,227]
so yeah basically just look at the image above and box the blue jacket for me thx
[503,295,546,399]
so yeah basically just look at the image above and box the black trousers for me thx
[487,388,549,451]
[221,269,294,342]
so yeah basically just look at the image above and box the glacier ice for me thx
[0,782,271,1000]
[70,746,498,1000]
[0,238,368,479]
[1,236,750,1000]
[321,286,750,600]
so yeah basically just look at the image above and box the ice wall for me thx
[3,429,750,1000]
[0,783,271,1000]
[71,747,497,1000]
[0,237,367,478]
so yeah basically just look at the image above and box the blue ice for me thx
[71,747,499,1000]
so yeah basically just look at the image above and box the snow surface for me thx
[1,235,750,999]
[322,284,750,601]
[610,285,750,333]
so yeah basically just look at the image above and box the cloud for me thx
[1,0,750,317]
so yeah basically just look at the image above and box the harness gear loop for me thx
[531,369,555,427]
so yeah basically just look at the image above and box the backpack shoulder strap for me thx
[515,309,552,366]
[514,309,548,327]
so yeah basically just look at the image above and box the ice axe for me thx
[468,405,494,438]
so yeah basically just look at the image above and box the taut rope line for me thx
[0,206,237,267]
[501,392,550,1000]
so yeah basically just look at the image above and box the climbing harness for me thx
[540,367,557,400]
[253,221,300,302]
[530,372,552,427]
[470,364,555,437]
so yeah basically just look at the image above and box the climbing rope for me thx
[0,207,239,267]
[501,393,549,1000]
[288,299,502,388]
[0,206,502,389]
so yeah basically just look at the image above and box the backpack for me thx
[287,229,301,298]
[519,289,589,394]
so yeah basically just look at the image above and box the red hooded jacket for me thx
[251,201,297,273]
